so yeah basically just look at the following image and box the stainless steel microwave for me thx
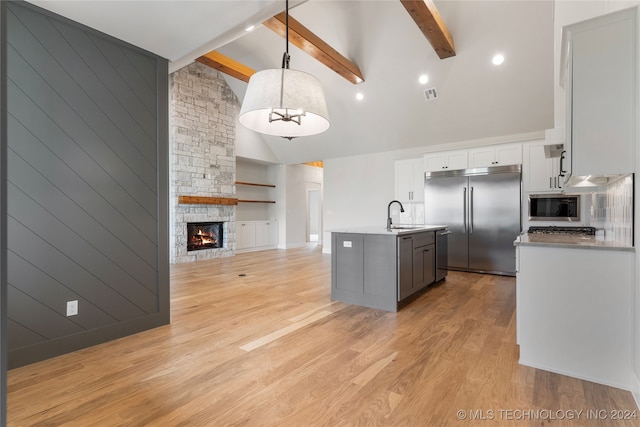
[528,194,580,221]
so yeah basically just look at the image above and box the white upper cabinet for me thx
[523,142,564,192]
[468,143,522,168]
[562,8,636,183]
[395,158,424,202]
[423,150,468,172]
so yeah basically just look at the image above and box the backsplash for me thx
[588,174,633,245]
[392,203,425,225]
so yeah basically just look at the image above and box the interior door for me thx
[468,172,521,274]
[424,176,468,270]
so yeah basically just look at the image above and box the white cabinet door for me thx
[495,144,522,166]
[411,159,425,202]
[467,147,495,168]
[468,143,522,168]
[565,8,636,180]
[446,151,468,170]
[523,143,562,192]
[395,159,414,201]
[237,221,256,249]
[424,150,468,172]
[517,245,634,389]
[424,153,447,172]
[394,158,424,202]
[255,221,278,247]
[266,221,278,246]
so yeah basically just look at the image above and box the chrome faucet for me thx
[387,200,405,229]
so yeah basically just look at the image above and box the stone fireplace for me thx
[169,62,237,263]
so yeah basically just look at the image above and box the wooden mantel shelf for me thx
[178,196,238,205]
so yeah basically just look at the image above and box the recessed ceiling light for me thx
[356,92,364,101]
[492,54,505,65]
[245,25,255,32]
[419,74,429,85]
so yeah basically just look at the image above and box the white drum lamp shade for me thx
[239,68,330,138]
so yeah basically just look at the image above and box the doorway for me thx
[307,188,321,244]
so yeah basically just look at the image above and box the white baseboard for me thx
[235,245,278,254]
[633,372,640,410]
[519,358,634,392]
[278,242,307,249]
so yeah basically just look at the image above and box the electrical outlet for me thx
[66,300,78,316]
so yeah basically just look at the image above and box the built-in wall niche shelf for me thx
[235,181,276,204]
[178,196,238,205]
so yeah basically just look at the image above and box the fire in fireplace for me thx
[187,222,224,251]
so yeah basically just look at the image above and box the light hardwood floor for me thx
[7,245,639,426]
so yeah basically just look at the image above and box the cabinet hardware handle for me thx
[549,177,552,188]
[559,150,566,176]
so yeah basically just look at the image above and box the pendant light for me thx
[239,0,330,140]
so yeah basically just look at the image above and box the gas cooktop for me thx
[527,226,596,236]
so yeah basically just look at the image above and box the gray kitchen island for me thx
[331,226,448,312]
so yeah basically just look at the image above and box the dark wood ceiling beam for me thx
[400,0,455,59]
[196,51,256,83]
[263,13,364,85]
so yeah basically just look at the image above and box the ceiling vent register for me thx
[424,88,439,101]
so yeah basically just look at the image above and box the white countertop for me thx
[514,233,634,252]
[330,225,447,236]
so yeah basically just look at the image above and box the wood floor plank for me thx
[7,246,639,426]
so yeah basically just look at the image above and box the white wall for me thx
[323,151,396,253]
[235,158,277,221]
[235,116,280,164]
[323,143,463,253]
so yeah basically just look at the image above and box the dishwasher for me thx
[436,230,451,281]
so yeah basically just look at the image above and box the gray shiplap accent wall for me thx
[1,0,8,422]
[6,2,169,368]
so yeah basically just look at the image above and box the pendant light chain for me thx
[282,0,291,70]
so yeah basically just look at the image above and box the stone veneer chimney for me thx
[169,63,237,263]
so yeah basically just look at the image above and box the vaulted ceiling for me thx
[27,0,554,165]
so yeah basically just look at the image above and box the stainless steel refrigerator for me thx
[424,165,521,276]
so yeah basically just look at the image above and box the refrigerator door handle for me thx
[470,186,474,233]
[463,187,467,233]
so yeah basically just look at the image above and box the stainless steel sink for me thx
[389,225,425,230]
